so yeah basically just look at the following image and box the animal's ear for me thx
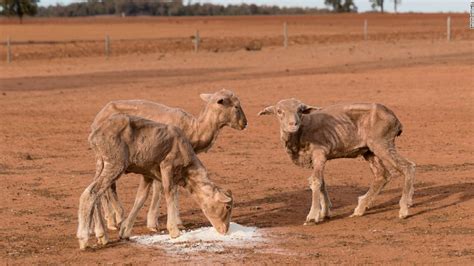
[214,189,232,203]
[200,93,213,102]
[258,106,275,116]
[300,104,321,114]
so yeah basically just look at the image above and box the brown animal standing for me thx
[259,99,415,224]
[91,89,247,234]
[77,114,233,250]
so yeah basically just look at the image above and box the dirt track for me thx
[0,15,473,264]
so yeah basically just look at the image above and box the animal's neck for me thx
[184,166,214,203]
[281,129,302,158]
[280,127,314,168]
[191,106,222,153]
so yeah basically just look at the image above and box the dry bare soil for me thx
[0,14,473,264]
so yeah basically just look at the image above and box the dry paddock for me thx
[0,14,473,264]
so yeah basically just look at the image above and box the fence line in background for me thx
[6,36,12,63]
[194,30,200,52]
[364,19,368,41]
[447,16,451,42]
[2,18,466,62]
[105,35,110,58]
[283,22,288,48]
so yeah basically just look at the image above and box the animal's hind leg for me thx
[94,156,122,231]
[93,197,108,245]
[319,179,331,219]
[77,161,123,250]
[369,142,416,219]
[351,152,391,217]
[100,187,119,230]
[160,166,181,238]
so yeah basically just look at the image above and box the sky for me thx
[38,0,471,13]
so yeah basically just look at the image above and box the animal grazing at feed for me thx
[90,89,247,233]
[258,99,415,224]
[77,114,233,250]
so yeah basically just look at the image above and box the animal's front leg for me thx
[160,166,180,238]
[172,186,184,229]
[147,179,163,232]
[119,176,153,239]
[93,198,108,245]
[304,155,326,225]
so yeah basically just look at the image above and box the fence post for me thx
[105,35,110,59]
[283,22,288,48]
[447,16,451,42]
[194,30,200,53]
[363,19,368,41]
[6,36,12,64]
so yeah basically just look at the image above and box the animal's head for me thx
[200,187,233,235]
[200,89,248,130]
[258,98,320,133]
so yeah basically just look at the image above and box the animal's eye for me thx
[277,109,283,115]
[217,99,225,105]
[225,205,231,210]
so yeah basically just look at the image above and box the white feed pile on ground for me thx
[131,222,262,254]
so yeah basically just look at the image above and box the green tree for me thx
[370,0,385,13]
[0,0,39,23]
[324,0,357,12]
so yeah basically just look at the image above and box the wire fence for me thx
[2,16,472,63]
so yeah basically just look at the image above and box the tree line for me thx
[1,0,400,22]
[37,0,330,17]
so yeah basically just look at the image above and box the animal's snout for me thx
[289,121,298,127]
[286,121,300,133]
[239,116,248,130]
[217,223,230,235]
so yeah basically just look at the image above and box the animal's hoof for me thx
[304,216,322,225]
[147,226,159,233]
[399,209,409,219]
[350,207,365,217]
[119,225,131,239]
[78,239,89,250]
[120,236,130,241]
[107,225,118,231]
[319,210,331,219]
[168,228,181,238]
[177,223,186,230]
[147,220,159,231]
[106,219,119,231]
[97,235,109,246]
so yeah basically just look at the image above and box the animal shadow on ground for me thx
[369,182,474,218]
[230,182,474,228]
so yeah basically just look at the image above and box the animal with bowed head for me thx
[91,89,246,233]
[77,114,233,250]
[258,99,415,224]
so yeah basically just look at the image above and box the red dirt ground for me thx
[0,14,473,264]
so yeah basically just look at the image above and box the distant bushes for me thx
[37,0,330,17]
